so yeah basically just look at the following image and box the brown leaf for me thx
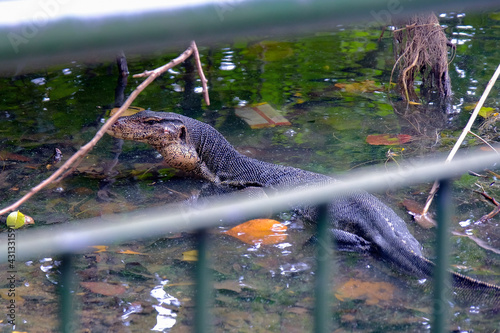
[214,280,253,293]
[0,150,31,162]
[366,134,412,145]
[334,278,395,305]
[402,199,436,229]
[109,106,145,117]
[225,219,287,245]
[80,282,126,296]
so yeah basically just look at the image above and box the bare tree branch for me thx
[0,41,209,216]
[422,63,500,216]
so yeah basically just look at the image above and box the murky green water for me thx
[1,11,500,333]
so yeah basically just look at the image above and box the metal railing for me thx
[1,150,499,332]
[1,1,499,331]
[0,0,498,74]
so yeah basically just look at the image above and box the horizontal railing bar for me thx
[0,0,497,74]
[0,150,498,262]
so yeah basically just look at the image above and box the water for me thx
[1,11,500,332]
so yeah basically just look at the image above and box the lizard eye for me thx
[179,126,187,142]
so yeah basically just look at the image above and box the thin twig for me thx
[0,41,208,216]
[422,64,500,215]
[468,130,498,154]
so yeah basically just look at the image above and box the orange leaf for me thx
[366,134,412,145]
[116,249,147,255]
[90,245,108,253]
[335,278,395,305]
[80,282,126,296]
[225,219,287,245]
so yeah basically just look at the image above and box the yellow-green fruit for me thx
[7,211,25,229]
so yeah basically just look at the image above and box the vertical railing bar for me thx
[432,179,452,333]
[314,203,333,333]
[59,253,76,333]
[194,228,211,333]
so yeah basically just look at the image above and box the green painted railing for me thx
[1,1,499,331]
[0,0,497,74]
[2,151,499,332]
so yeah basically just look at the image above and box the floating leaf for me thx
[334,80,381,93]
[225,219,288,245]
[80,282,126,296]
[335,278,395,305]
[366,134,412,145]
[478,107,495,118]
[7,211,26,229]
[109,106,145,117]
[182,250,198,262]
[464,103,496,118]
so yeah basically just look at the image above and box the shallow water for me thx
[1,11,500,332]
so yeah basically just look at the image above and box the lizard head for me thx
[107,111,201,172]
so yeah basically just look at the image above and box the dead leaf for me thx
[335,278,396,305]
[214,280,251,293]
[366,134,412,146]
[0,151,31,162]
[80,282,126,296]
[182,250,198,262]
[224,219,288,245]
[116,249,148,255]
[402,199,436,229]
[90,245,108,253]
[0,289,25,305]
[109,106,145,117]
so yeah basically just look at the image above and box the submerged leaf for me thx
[335,278,396,305]
[402,199,436,229]
[225,219,287,245]
[182,250,198,262]
[0,151,31,162]
[90,245,108,253]
[81,282,126,296]
[117,249,147,255]
[334,80,381,93]
[214,280,252,293]
[366,134,412,146]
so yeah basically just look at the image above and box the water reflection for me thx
[149,278,181,331]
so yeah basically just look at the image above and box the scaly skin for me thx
[108,110,500,304]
